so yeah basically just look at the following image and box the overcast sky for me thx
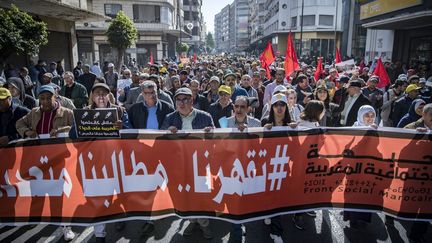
[202,0,233,34]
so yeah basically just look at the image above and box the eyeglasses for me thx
[175,98,191,104]
[143,91,155,96]
[273,102,286,107]
[234,105,247,109]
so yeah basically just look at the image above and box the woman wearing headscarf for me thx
[397,99,426,128]
[353,105,378,128]
[6,77,36,110]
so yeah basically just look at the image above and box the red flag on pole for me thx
[372,57,391,88]
[193,52,197,63]
[335,47,341,64]
[359,59,365,74]
[314,57,323,81]
[259,42,276,79]
[284,32,300,78]
[149,51,154,64]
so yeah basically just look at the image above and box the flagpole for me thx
[334,0,339,60]
[299,0,304,56]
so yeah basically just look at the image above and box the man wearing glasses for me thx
[128,81,174,130]
[161,87,214,239]
[161,87,214,133]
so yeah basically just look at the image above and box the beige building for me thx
[0,0,106,71]
[76,0,184,67]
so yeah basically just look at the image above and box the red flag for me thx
[193,53,197,62]
[260,42,276,79]
[314,57,323,81]
[335,47,341,64]
[359,59,365,73]
[284,32,300,77]
[372,57,390,88]
[149,51,154,64]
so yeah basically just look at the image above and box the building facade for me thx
[249,0,343,59]
[214,0,250,53]
[215,5,231,53]
[76,0,183,67]
[181,0,204,55]
[0,0,106,71]
[360,0,432,68]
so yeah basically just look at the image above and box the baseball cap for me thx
[218,85,232,95]
[224,73,237,80]
[179,70,188,75]
[338,75,350,83]
[92,83,110,93]
[174,87,193,98]
[419,78,426,84]
[209,76,220,84]
[38,85,55,95]
[0,87,11,99]
[108,63,114,68]
[369,76,379,83]
[271,93,288,105]
[348,80,362,88]
[408,75,420,83]
[398,74,408,81]
[405,84,421,93]
[272,85,287,95]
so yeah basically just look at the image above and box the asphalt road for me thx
[0,210,430,243]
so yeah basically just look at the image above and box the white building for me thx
[76,0,183,67]
[250,0,343,58]
[181,0,205,54]
[215,5,231,52]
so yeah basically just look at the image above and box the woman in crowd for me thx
[313,85,339,127]
[397,99,426,128]
[353,105,378,128]
[261,93,292,128]
[297,100,325,128]
[286,88,304,122]
[169,75,182,100]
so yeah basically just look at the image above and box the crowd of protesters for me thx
[0,54,431,243]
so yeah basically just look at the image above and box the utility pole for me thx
[299,0,304,56]
[334,0,339,59]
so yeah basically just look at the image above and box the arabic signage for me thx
[0,128,431,225]
[73,109,119,138]
[360,0,422,20]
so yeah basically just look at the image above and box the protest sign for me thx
[73,108,119,138]
[0,128,430,225]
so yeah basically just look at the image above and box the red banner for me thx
[0,128,431,225]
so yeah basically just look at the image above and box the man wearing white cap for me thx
[104,63,119,94]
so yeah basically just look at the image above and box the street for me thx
[1,210,430,242]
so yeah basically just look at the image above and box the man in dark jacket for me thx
[160,87,214,239]
[128,81,174,129]
[0,88,30,146]
[78,64,97,95]
[337,79,371,126]
[60,71,89,108]
[392,84,420,127]
[161,88,214,132]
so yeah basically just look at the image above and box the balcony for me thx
[76,21,175,31]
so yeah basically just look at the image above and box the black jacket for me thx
[128,100,174,129]
[0,105,30,141]
[336,93,371,126]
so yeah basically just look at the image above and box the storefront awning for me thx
[362,10,432,30]
[0,0,108,22]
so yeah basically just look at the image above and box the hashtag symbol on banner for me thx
[268,144,289,191]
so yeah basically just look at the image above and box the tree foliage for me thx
[206,32,215,50]
[176,42,189,54]
[0,5,48,62]
[106,11,138,68]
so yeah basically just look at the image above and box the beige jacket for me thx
[16,106,74,137]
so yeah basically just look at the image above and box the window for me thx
[133,5,160,23]
[301,15,315,26]
[104,4,122,18]
[161,6,173,26]
[319,15,333,26]
[291,16,297,28]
